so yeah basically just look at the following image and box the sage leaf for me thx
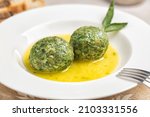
[102,0,114,28]
[105,23,128,32]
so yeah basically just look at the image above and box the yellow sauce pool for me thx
[23,34,119,82]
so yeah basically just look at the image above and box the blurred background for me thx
[45,0,150,24]
[0,0,149,24]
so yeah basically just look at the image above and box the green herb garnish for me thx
[102,0,128,32]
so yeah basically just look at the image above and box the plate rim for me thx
[0,4,150,99]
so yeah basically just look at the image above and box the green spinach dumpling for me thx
[29,36,74,72]
[70,26,109,60]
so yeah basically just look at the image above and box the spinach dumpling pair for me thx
[29,0,127,73]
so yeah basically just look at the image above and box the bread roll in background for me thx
[0,0,45,21]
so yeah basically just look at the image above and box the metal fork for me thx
[117,68,150,88]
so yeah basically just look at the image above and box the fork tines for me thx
[123,68,150,76]
[117,68,150,83]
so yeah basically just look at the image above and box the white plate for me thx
[0,4,150,99]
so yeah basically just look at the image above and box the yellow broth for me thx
[23,34,119,82]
